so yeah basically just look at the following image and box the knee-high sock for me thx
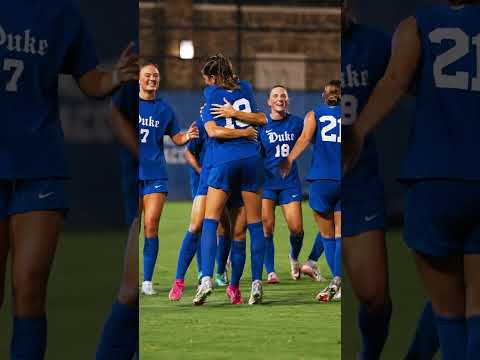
[435,314,466,360]
[200,219,219,278]
[358,303,392,360]
[216,235,231,275]
[96,301,138,360]
[175,231,199,280]
[196,232,202,276]
[11,316,47,360]
[467,315,480,360]
[323,236,336,276]
[334,237,342,278]
[289,232,304,261]
[248,222,265,281]
[230,240,246,286]
[143,236,158,282]
[264,235,275,274]
[405,302,439,359]
[308,233,324,262]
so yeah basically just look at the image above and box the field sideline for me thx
[140,201,341,360]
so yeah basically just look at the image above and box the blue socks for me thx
[175,231,199,280]
[435,315,466,360]
[467,315,480,360]
[96,301,138,360]
[230,240,246,286]
[323,237,336,276]
[216,235,231,275]
[11,316,47,360]
[143,236,158,282]
[248,222,265,281]
[200,218,219,278]
[264,235,275,273]
[358,303,392,360]
[308,233,324,262]
[405,302,439,359]
[289,232,304,261]
[334,237,342,278]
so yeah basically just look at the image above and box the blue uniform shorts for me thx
[208,156,264,194]
[263,186,302,206]
[120,153,139,225]
[0,178,69,219]
[309,180,341,215]
[139,179,168,197]
[404,180,480,256]
[197,167,243,209]
[342,175,386,237]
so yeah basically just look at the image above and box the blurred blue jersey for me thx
[342,23,391,185]
[307,104,341,181]
[186,116,207,195]
[401,4,480,181]
[259,113,303,190]
[112,81,138,130]
[139,97,180,180]
[201,80,260,164]
[0,0,99,179]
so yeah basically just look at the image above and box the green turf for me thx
[140,202,341,360]
[342,228,441,359]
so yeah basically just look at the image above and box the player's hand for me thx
[187,122,199,140]
[211,98,236,118]
[279,158,293,178]
[113,42,139,85]
[243,126,258,141]
[342,123,365,174]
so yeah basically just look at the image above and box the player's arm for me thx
[107,104,138,159]
[204,121,258,140]
[171,122,199,146]
[77,43,139,99]
[184,149,202,174]
[279,111,316,177]
[210,99,267,126]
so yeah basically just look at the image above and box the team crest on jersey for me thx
[266,129,295,143]
[139,115,160,128]
[341,64,369,89]
[0,25,48,56]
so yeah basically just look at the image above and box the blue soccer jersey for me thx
[201,80,260,164]
[400,4,480,181]
[307,104,342,181]
[342,23,391,185]
[139,97,180,180]
[259,113,303,190]
[0,0,99,179]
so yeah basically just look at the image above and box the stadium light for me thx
[179,40,194,60]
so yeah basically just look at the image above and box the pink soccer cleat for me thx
[267,272,280,284]
[168,279,185,301]
[226,285,244,305]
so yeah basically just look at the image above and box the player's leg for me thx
[315,211,336,277]
[280,197,305,281]
[215,210,231,286]
[141,190,166,295]
[226,206,247,304]
[10,210,63,359]
[0,219,9,311]
[97,216,140,359]
[344,230,391,360]
[262,197,278,283]
[405,301,439,360]
[169,195,206,301]
[465,254,480,359]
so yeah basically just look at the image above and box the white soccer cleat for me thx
[301,260,327,282]
[193,277,213,305]
[248,280,264,305]
[141,281,156,296]
[289,256,301,280]
[333,286,342,301]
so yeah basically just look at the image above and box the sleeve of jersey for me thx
[166,109,181,137]
[61,3,99,78]
[201,91,221,124]
[243,82,259,113]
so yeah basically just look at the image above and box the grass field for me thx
[140,202,341,360]
[342,228,441,359]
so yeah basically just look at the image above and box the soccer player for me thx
[1,2,138,358]
[345,1,480,359]
[193,54,267,306]
[96,79,139,359]
[340,0,393,358]
[280,81,342,302]
[139,63,198,296]
[258,85,307,284]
